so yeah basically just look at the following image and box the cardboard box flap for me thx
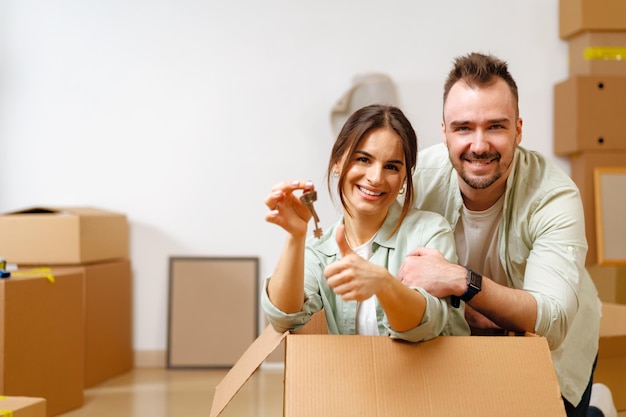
[6,207,62,215]
[209,325,287,417]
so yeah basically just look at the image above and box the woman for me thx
[262,104,469,341]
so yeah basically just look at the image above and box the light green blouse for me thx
[262,201,470,342]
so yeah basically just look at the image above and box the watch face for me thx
[460,268,482,303]
[468,270,482,290]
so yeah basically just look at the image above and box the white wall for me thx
[0,0,570,352]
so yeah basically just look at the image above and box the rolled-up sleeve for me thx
[384,288,463,342]
[520,188,586,350]
[261,277,324,333]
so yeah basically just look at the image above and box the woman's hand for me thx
[324,225,391,301]
[265,180,315,237]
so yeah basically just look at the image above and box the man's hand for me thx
[464,304,501,331]
[397,247,467,298]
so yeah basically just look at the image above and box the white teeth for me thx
[358,186,382,196]
[470,160,491,166]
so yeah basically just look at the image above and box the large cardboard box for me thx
[560,0,626,39]
[81,260,133,387]
[0,397,46,417]
[595,303,626,411]
[210,325,567,417]
[0,207,129,265]
[588,265,626,304]
[554,76,626,156]
[0,269,84,416]
[24,261,134,387]
[568,31,626,76]
[71,261,134,387]
[569,151,626,265]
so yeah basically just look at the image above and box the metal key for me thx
[300,191,323,238]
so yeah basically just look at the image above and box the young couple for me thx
[262,52,613,417]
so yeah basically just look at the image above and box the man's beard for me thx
[460,171,503,190]
[458,152,505,190]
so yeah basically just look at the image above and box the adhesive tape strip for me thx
[583,47,626,61]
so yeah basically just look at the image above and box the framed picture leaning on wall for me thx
[594,167,626,266]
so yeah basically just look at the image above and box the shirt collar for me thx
[314,201,403,256]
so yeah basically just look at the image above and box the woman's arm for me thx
[324,225,427,332]
[266,234,307,312]
[264,180,314,313]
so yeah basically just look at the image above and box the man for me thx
[398,52,613,417]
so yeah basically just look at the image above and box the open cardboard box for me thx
[210,312,566,417]
[0,206,128,264]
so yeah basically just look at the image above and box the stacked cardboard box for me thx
[557,1,626,411]
[595,303,626,412]
[556,0,626,267]
[50,260,133,388]
[588,264,626,305]
[0,207,128,264]
[0,268,84,416]
[0,207,133,415]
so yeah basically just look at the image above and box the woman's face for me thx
[339,127,406,223]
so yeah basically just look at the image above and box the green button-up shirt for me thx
[412,143,600,405]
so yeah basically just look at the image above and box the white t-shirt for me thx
[455,195,508,286]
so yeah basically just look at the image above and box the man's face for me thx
[442,78,522,197]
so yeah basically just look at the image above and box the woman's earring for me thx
[398,184,406,195]
[332,171,340,178]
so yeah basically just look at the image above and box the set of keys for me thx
[299,191,323,238]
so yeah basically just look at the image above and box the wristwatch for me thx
[451,267,483,308]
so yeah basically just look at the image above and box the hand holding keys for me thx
[300,190,323,238]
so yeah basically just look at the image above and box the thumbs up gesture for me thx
[334,224,354,259]
[324,224,389,301]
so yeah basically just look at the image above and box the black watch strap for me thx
[451,267,483,308]
[451,295,461,308]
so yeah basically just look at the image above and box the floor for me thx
[57,367,284,417]
[57,367,625,417]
